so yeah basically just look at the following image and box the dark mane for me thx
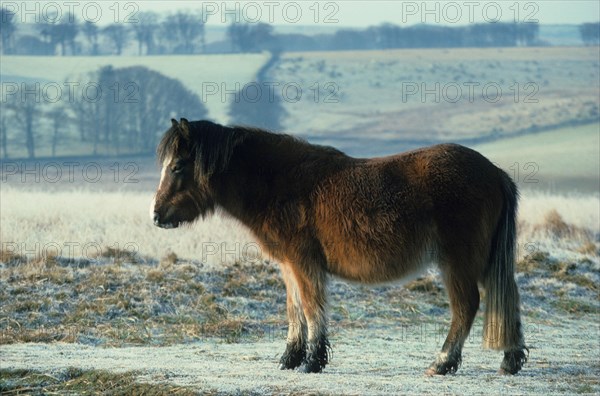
[157,121,345,181]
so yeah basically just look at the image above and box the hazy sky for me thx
[11,1,600,26]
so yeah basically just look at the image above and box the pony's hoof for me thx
[426,361,459,376]
[279,345,305,370]
[500,348,528,375]
[279,359,302,370]
[498,366,521,375]
[424,368,439,376]
[297,360,323,373]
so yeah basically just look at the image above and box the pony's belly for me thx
[324,246,430,284]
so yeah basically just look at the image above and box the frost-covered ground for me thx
[1,317,598,395]
[1,183,599,394]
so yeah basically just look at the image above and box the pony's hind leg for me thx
[426,270,480,375]
[279,263,307,370]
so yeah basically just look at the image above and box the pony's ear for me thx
[180,118,191,138]
[171,118,179,127]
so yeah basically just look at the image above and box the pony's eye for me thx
[172,165,184,174]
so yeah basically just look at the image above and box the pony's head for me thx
[151,118,237,229]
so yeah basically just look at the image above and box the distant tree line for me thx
[230,22,542,53]
[0,9,207,55]
[579,22,600,46]
[6,6,594,56]
[1,67,207,158]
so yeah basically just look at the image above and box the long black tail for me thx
[482,171,524,350]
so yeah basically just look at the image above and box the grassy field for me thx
[275,47,599,150]
[474,123,600,193]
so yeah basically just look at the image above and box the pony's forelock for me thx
[157,124,186,165]
[157,120,246,181]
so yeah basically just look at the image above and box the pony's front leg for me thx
[279,263,307,370]
[295,266,329,373]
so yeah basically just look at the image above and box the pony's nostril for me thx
[153,212,160,225]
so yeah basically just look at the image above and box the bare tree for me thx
[5,85,41,158]
[132,12,159,55]
[0,7,17,54]
[37,21,58,55]
[113,66,208,151]
[103,24,129,55]
[227,22,276,53]
[0,112,8,158]
[82,21,99,55]
[46,106,68,156]
[55,13,79,55]
[163,11,205,54]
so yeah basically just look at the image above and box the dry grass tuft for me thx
[552,295,598,314]
[519,251,598,291]
[550,262,598,291]
[544,209,572,237]
[0,368,201,395]
[5,258,74,285]
[0,249,27,266]
[405,276,442,295]
[161,252,179,267]
[146,268,166,283]
[534,209,595,243]
[517,251,550,273]
[97,246,139,264]
[578,241,599,256]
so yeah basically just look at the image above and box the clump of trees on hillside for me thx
[1,67,207,158]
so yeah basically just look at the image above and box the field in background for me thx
[275,47,599,153]
[474,123,600,193]
[2,47,598,158]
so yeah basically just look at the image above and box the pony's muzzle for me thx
[152,211,178,229]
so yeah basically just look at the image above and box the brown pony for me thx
[151,118,527,375]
